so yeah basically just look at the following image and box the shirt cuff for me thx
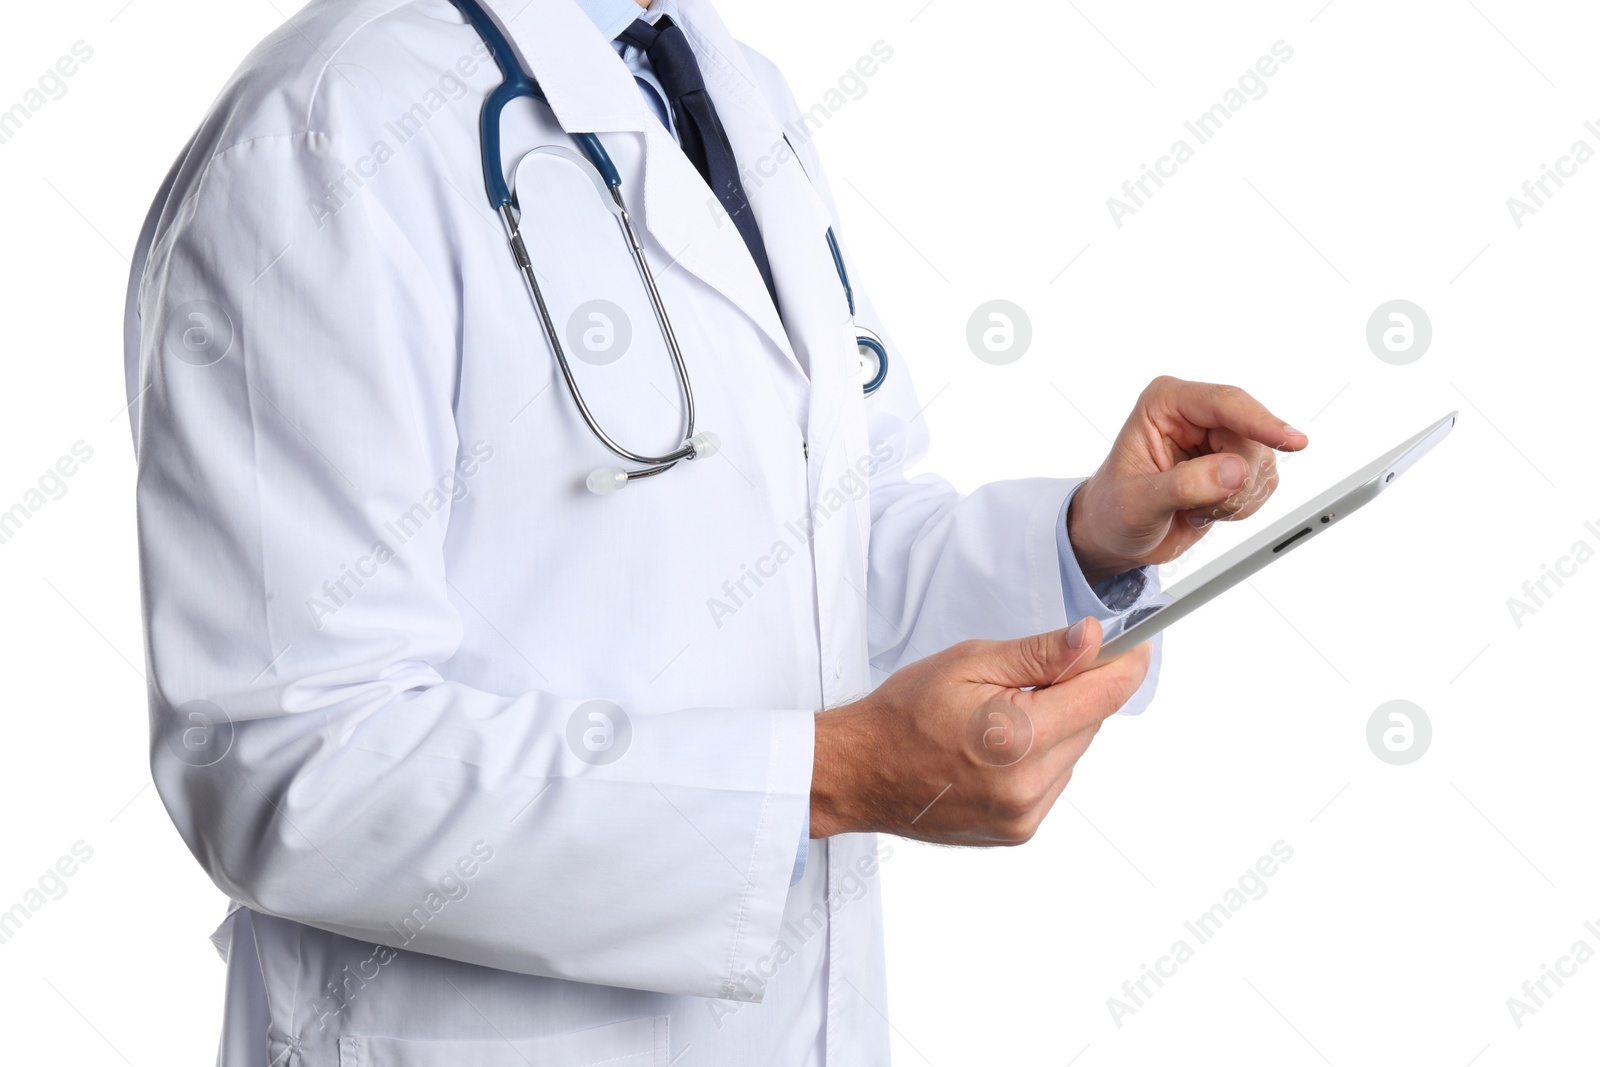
[790,811,809,885]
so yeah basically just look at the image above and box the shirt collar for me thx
[574,0,680,42]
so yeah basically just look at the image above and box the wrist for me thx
[1067,479,1127,585]
[810,704,869,839]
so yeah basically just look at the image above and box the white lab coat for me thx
[123,1,1160,1064]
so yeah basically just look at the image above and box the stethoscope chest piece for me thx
[857,327,888,396]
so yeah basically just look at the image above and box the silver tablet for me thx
[1094,411,1458,664]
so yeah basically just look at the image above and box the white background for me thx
[2,1,1596,1064]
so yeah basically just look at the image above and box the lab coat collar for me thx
[477,0,809,377]
[671,0,859,411]
[478,0,648,135]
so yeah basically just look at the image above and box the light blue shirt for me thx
[581,0,682,134]
[579,0,661,44]
[574,0,1155,885]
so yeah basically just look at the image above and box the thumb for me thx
[1146,452,1249,516]
[976,617,1103,690]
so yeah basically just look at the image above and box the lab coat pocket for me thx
[336,1016,669,1067]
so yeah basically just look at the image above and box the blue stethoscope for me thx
[446,0,887,495]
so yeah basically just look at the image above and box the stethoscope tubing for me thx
[448,0,885,495]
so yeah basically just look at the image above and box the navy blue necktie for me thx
[620,17,780,310]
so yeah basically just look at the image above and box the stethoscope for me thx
[446,0,888,495]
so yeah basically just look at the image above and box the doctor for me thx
[124,0,1303,1063]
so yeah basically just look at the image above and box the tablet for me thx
[1094,411,1458,664]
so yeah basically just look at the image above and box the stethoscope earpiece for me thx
[585,432,721,495]
[587,467,630,495]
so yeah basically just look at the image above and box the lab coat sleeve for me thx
[130,134,810,1003]
[740,50,1163,711]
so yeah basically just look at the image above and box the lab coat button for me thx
[834,660,843,678]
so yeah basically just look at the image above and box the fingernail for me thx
[1218,455,1248,490]
[1188,513,1214,530]
[1067,617,1090,649]
[1284,425,1304,438]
